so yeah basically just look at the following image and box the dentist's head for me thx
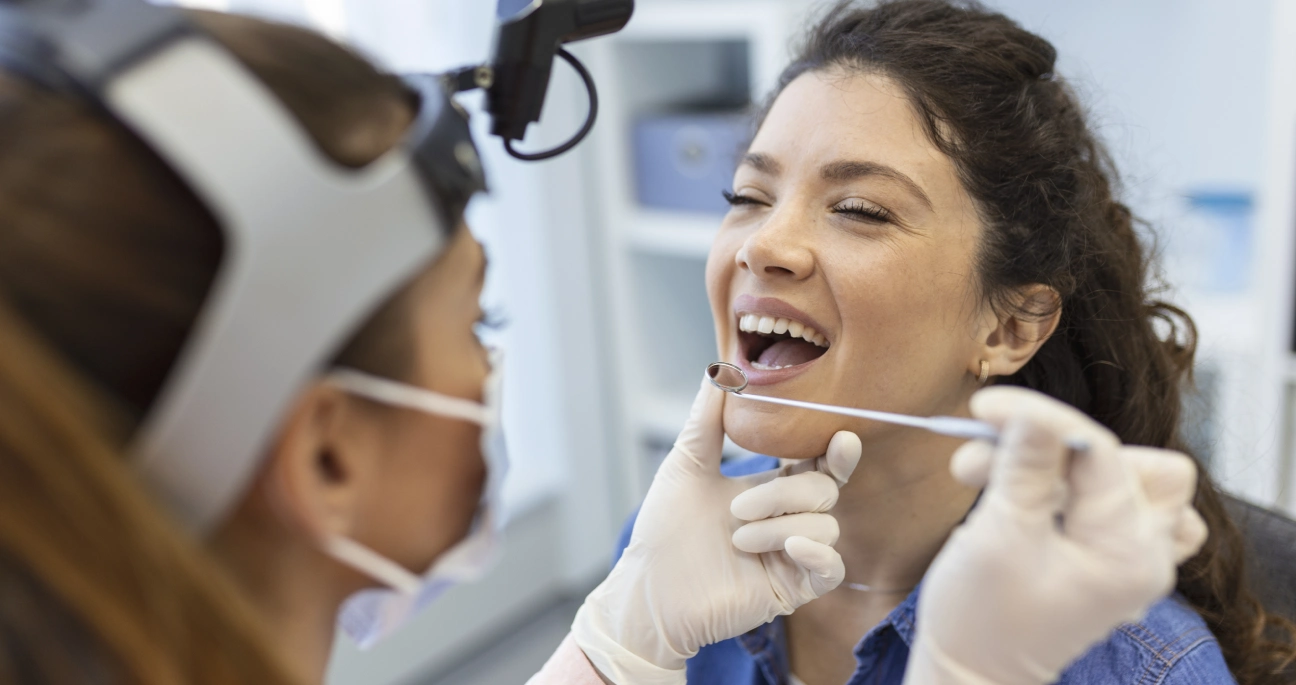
[0,10,492,684]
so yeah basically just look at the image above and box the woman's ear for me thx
[973,284,1062,380]
[257,383,380,542]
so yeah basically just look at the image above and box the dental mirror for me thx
[705,361,1089,451]
[707,361,749,393]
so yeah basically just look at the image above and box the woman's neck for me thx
[829,428,979,592]
[784,427,979,685]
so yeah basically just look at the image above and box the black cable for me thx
[504,47,599,162]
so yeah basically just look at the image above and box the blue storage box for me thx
[632,112,751,214]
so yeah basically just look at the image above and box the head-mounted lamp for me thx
[0,0,486,530]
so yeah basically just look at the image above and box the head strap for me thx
[0,0,488,530]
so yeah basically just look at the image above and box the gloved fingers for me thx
[731,471,840,521]
[981,416,1072,513]
[1123,446,1204,563]
[1063,443,1197,543]
[949,439,994,488]
[732,513,840,553]
[783,536,845,598]
[971,386,1113,442]
[775,431,861,485]
[666,374,729,475]
[1123,446,1199,510]
[732,465,781,489]
[972,386,1124,507]
[819,431,862,486]
[1172,506,1209,564]
[1055,439,1148,544]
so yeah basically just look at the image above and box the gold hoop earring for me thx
[978,360,990,384]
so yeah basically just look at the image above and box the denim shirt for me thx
[614,455,1236,685]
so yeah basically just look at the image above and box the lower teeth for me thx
[751,362,789,371]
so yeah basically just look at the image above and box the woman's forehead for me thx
[752,70,942,174]
[747,69,969,215]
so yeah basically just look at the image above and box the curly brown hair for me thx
[766,1,1296,682]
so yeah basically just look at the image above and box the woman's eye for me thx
[475,308,509,335]
[722,190,765,207]
[477,308,507,329]
[833,199,893,224]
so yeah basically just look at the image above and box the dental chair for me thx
[1223,494,1296,624]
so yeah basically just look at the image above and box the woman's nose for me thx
[735,208,815,280]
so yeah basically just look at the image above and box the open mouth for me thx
[737,313,830,371]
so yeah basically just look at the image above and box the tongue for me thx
[757,339,824,368]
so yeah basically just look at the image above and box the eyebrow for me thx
[821,160,933,210]
[739,153,933,211]
[741,152,783,176]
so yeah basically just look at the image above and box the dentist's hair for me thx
[767,1,1295,682]
[0,11,423,684]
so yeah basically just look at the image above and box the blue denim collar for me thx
[883,580,921,647]
[736,580,923,683]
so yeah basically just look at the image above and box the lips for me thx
[732,295,831,386]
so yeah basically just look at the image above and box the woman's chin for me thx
[722,404,833,460]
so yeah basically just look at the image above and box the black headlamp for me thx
[403,72,489,229]
[440,0,634,161]
[484,0,633,160]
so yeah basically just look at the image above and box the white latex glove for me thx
[905,386,1208,685]
[573,376,861,685]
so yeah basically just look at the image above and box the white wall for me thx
[989,0,1271,213]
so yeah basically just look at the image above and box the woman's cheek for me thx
[705,237,741,354]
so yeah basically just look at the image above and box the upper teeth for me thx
[738,314,828,348]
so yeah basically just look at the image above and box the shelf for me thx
[613,1,795,115]
[626,211,721,258]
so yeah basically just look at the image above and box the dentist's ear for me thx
[972,284,1062,381]
[256,383,382,541]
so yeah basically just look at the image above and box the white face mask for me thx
[319,351,508,648]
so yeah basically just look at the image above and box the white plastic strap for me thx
[325,369,492,427]
[322,536,422,596]
[116,37,445,531]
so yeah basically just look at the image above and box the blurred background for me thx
[161,0,1296,682]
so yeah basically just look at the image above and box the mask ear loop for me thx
[316,369,493,596]
[322,536,423,595]
[319,367,502,596]
[325,369,492,426]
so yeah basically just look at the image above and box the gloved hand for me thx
[572,376,861,685]
[905,386,1208,685]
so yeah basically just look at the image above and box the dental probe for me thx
[706,362,1090,452]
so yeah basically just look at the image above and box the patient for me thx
[615,1,1296,684]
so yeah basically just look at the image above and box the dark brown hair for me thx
[769,1,1296,682]
[0,10,422,684]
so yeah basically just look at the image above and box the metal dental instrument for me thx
[706,362,1090,451]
